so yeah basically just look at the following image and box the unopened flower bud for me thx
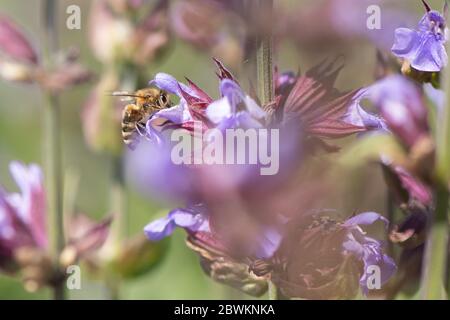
[112,234,168,279]
[186,233,268,297]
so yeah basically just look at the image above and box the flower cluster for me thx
[126,58,396,298]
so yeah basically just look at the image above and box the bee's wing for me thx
[111,90,131,96]
[109,91,136,102]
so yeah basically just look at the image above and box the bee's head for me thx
[135,88,160,106]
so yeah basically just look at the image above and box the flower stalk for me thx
[256,0,274,107]
[105,64,139,299]
[43,0,65,300]
[420,19,450,299]
[255,0,278,300]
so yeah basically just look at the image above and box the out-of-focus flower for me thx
[392,1,448,73]
[359,75,436,182]
[0,15,37,83]
[0,162,110,291]
[89,0,171,65]
[368,75,429,148]
[34,49,94,94]
[65,211,168,281]
[266,212,396,299]
[349,74,436,187]
[381,160,432,209]
[0,162,46,272]
[0,15,92,91]
[169,0,245,67]
[131,0,171,66]
[88,0,134,64]
[60,214,112,268]
[0,14,38,65]
[381,160,431,254]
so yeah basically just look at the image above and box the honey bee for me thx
[112,88,171,148]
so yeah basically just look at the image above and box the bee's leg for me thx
[135,122,147,137]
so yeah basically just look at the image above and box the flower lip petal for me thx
[144,206,209,242]
[149,73,197,97]
[343,212,389,229]
[144,216,176,241]
[148,73,180,94]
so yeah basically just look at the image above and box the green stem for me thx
[104,65,138,300]
[420,25,450,299]
[256,0,274,107]
[254,0,279,300]
[268,281,278,300]
[43,0,65,300]
[421,184,449,299]
[110,155,126,244]
[386,191,395,257]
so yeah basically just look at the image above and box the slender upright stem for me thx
[110,155,126,244]
[103,65,138,300]
[43,0,65,300]
[256,0,274,107]
[420,27,450,299]
[386,191,395,257]
[254,0,278,300]
[268,281,278,300]
[421,184,449,299]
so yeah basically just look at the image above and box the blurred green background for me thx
[0,0,441,299]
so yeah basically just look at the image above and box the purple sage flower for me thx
[0,162,46,269]
[342,212,397,295]
[392,1,448,72]
[348,75,429,149]
[1,162,111,278]
[369,75,429,148]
